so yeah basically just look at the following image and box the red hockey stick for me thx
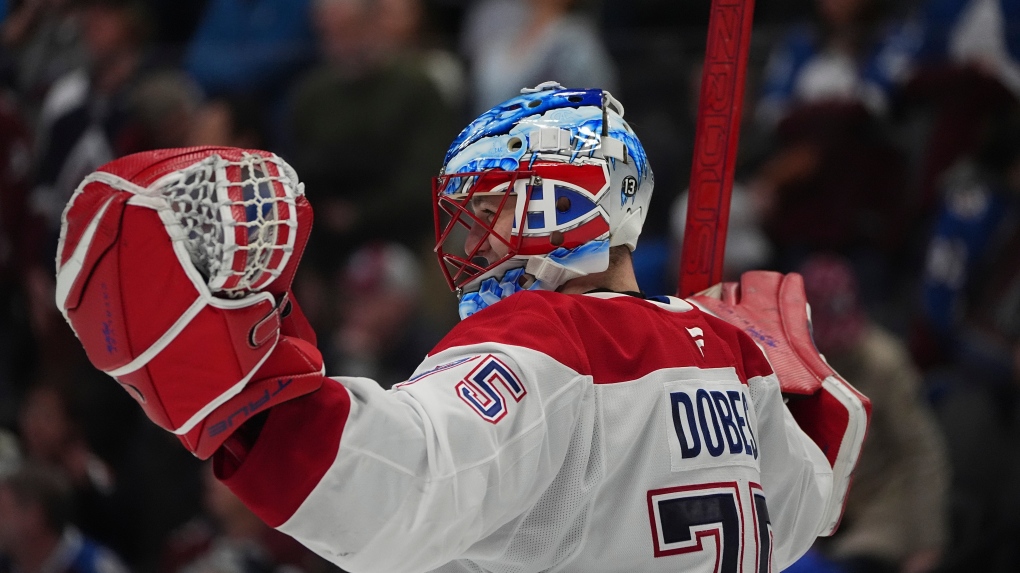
[677,0,757,297]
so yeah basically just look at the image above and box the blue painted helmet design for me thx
[433,82,654,319]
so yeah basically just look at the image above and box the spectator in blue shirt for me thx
[184,0,315,110]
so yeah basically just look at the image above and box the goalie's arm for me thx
[215,344,588,573]
[747,369,835,569]
[701,311,835,567]
[692,271,872,535]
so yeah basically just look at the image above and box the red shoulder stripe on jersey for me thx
[429,292,588,372]
[218,378,350,527]
[430,291,774,385]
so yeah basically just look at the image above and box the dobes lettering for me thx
[671,388,757,461]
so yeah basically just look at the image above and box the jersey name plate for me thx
[662,378,760,472]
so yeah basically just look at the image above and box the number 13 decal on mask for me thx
[648,482,772,573]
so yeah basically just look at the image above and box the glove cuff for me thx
[179,336,326,459]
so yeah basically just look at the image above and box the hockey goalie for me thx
[55,85,869,573]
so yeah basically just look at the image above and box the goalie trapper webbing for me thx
[160,152,300,298]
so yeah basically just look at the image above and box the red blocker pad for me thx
[55,147,322,459]
[690,271,871,536]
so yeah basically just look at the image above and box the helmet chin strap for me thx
[524,256,588,290]
[524,240,613,290]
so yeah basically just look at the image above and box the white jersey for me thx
[220,291,834,573]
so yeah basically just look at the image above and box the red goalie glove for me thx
[55,147,324,459]
[690,271,871,536]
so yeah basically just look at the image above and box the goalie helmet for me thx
[434,82,654,319]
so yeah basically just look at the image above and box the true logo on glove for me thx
[207,378,292,438]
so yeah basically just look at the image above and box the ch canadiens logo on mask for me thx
[664,380,759,472]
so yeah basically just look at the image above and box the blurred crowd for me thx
[0,0,1017,572]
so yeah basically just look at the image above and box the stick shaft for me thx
[678,0,756,297]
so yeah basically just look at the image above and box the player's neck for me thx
[559,258,639,295]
